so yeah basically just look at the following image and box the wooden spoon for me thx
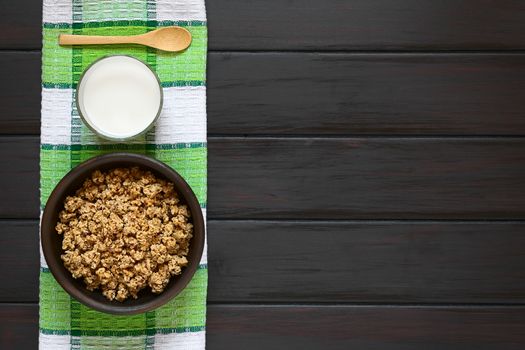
[59,27,192,52]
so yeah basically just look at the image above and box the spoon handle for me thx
[59,34,139,46]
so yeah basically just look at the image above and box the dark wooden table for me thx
[2,1,525,349]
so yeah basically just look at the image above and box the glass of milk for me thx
[76,55,163,141]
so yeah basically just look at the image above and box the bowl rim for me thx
[76,55,164,142]
[41,153,205,315]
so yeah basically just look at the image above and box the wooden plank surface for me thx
[210,137,525,219]
[2,136,525,220]
[0,53,40,134]
[5,52,525,136]
[0,221,39,301]
[209,221,525,303]
[3,304,525,350]
[0,137,39,218]
[4,220,525,304]
[210,53,525,135]
[5,1,525,51]
[207,305,525,350]
[0,0,40,50]
[0,304,37,350]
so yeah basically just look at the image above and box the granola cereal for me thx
[56,167,193,301]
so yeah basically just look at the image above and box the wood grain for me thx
[209,53,525,135]
[211,138,525,219]
[0,137,39,218]
[0,304,38,350]
[0,53,40,134]
[0,0,41,49]
[3,304,525,349]
[207,305,525,350]
[2,136,525,219]
[5,52,525,136]
[207,0,525,51]
[5,220,525,304]
[0,221,39,302]
[209,221,525,303]
[5,1,525,50]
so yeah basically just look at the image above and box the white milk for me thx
[77,56,162,140]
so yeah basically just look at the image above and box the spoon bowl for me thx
[141,27,192,52]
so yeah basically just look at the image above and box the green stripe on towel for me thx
[43,20,207,29]
[42,25,207,87]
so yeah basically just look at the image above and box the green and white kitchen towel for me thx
[40,0,207,348]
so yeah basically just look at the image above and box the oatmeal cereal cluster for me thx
[56,167,193,302]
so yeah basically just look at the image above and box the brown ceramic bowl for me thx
[41,153,204,315]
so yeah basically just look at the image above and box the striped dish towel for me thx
[40,0,207,349]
